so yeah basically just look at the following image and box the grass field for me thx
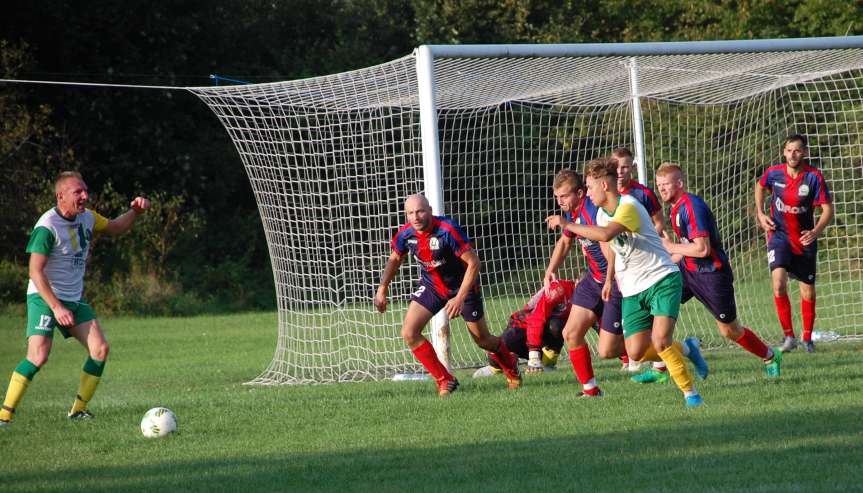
[1,311,862,493]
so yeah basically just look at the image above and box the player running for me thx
[374,194,521,397]
[544,167,626,397]
[754,135,834,353]
[655,162,782,378]
[546,158,708,407]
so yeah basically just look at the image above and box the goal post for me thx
[189,36,863,384]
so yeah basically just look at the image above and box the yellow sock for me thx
[1,372,32,422]
[637,345,662,362]
[69,373,101,415]
[659,343,695,394]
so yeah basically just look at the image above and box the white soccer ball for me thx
[140,407,178,438]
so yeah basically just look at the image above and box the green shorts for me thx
[621,271,682,339]
[26,294,96,339]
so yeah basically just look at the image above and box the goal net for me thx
[190,38,863,384]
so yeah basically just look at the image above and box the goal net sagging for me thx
[190,40,863,384]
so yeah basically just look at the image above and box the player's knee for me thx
[718,322,741,340]
[92,341,110,361]
[597,345,617,359]
[476,335,498,352]
[400,327,422,346]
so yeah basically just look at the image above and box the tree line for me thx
[0,0,859,314]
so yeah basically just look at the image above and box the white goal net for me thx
[190,38,863,384]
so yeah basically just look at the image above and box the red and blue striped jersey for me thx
[563,199,607,283]
[758,163,832,254]
[621,180,662,217]
[670,192,729,273]
[391,215,474,297]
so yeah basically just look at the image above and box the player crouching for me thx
[375,194,521,397]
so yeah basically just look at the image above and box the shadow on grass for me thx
[6,407,862,493]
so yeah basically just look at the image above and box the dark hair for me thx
[611,147,633,159]
[783,134,808,150]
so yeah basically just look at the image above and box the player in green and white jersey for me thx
[0,172,150,426]
[546,158,708,407]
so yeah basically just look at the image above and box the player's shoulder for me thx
[764,164,786,175]
[435,215,465,234]
[33,208,69,230]
[394,222,416,240]
[802,163,827,179]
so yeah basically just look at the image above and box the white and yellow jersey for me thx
[26,208,109,301]
[596,194,678,297]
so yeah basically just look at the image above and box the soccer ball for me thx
[140,407,178,438]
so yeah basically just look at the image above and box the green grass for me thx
[1,312,862,493]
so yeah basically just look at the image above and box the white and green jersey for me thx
[26,208,109,302]
[596,194,678,297]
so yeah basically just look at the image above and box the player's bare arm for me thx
[445,249,480,319]
[543,234,573,289]
[28,253,74,327]
[374,251,405,313]
[546,214,629,243]
[662,235,710,259]
[651,208,666,235]
[104,197,151,236]
[753,183,775,232]
[600,241,615,302]
[800,202,834,246]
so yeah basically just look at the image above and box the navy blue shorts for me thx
[411,282,484,322]
[681,267,738,324]
[571,271,623,335]
[768,237,816,285]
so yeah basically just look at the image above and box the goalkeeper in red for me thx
[754,135,834,353]
[655,163,782,377]
[375,194,521,397]
[1,172,150,427]
[473,279,574,378]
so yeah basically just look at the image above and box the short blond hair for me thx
[655,162,684,179]
[54,171,83,193]
[552,169,584,192]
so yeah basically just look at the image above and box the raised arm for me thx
[103,197,150,236]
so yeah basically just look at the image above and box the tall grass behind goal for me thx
[190,37,863,384]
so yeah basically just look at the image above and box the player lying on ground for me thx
[473,279,572,378]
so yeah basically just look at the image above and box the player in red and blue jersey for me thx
[656,163,781,378]
[614,147,665,234]
[543,167,625,397]
[755,135,834,353]
[374,194,521,397]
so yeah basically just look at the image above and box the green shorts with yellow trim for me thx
[621,271,682,339]
[26,293,96,339]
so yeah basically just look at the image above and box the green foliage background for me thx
[0,0,860,315]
